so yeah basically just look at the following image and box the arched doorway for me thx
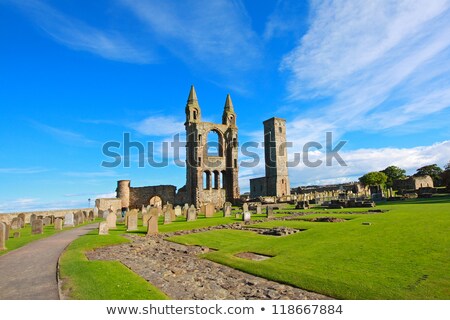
[149,195,162,208]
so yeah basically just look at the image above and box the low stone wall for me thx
[0,208,91,224]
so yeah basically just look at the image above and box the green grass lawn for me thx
[0,219,101,256]
[167,197,450,299]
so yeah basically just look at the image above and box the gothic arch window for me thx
[193,110,198,120]
[206,130,222,156]
[203,171,211,189]
[213,171,220,189]
[221,171,226,189]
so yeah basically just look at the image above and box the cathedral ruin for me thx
[115,86,240,209]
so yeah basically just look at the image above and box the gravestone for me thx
[32,219,43,235]
[243,211,251,223]
[93,206,99,218]
[64,213,74,227]
[3,223,10,240]
[18,213,26,228]
[256,203,262,215]
[146,205,151,212]
[0,223,6,250]
[183,203,189,217]
[187,205,197,221]
[142,213,151,227]
[200,204,207,215]
[43,216,52,226]
[266,206,274,218]
[174,205,182,217]
[54,218,63,230]
[127,212,138,231]
[89,211,94,221]
[243,203,248,212]
[98,221,109,235]
[223,202,232,217]
[167,204,175,221]
[30,214,37,225]
[11,218,21,230]
[141,205,147,215]
[164,210,172,224]
[205,203,215,218]
[146,215,158,236]
[106,212,117,229]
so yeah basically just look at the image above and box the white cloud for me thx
[133,116,185,136]
[119,0,261,75]
[30,120,98,146]
[0,167,48,174]
[280,0,450,133]
[6,0,152,63]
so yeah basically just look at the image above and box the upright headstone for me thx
[64,213,74,227]
[266,206,274,218]
[30,214,37,226]
[183,203,189,217]
[243,211,251,223]
[0,222,6,250]
[146,215,158,236]
[200,204,207,215]
[3,223,10,240]
[223,202,232,217]
[142,213,151,227]
[54,218,63,230]
[127,212,138,231]
[167,204,175,221]
[10,218,21,230]
[106,212,117,229]
[164,210,172,224]
[32,219,43,235]
[205,203,215,218]
[242,203,249,212]
[18,213,26,228]
[93,206,99,218]
[43,216,51,226]
[146,205,151,212]
[98,221,109,235]
[141,205,147,215]
[187,205,197,222]
[256,203,262,215]
[174,205,182,217]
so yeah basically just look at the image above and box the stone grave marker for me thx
[127,212,138,231]
[223,202,232,217]
[174,205,182,217]
[142,213,151,227]
[18,213,26,228]
[10,218,21,230]
[64,213,74,227]
[242,203,249,212]
[30,214,37,225]
[164,210,172,224]
[106,212,117,229]
[43,216,52,226]
[3,223,10,240]
[205,203,215,218]
[266,206,274,218]
[146,215,158,236]
[243,211,251,223]
[98,221,109,235]
[256,203,262,215]
[54,218,63,230]
[187,205,197,221]
[93,206,99,218]
[141,205,147,215]
[183,203,189,217]
[32,219,43,235]
[0,223,6,250]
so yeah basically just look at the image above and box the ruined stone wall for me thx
[129,185,177,209]
[95,198,122,212]
[393,175,434,191]
[250,177,267,198]
[0,208,90,224]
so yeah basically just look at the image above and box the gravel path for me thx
[0,224,97,300]
[87,233,332,300]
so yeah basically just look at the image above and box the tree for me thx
[381,165,406,188]
[359,171,388,186]
[441,161,450,188]
[414,164,443,186]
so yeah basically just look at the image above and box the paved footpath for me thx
[0,224,97,300]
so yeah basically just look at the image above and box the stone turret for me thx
[185,85,201,124]
[116,180,131,208]
[222,94,236,127]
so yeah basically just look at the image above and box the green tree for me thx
[414,164,443,186]
[441,161,450,188]
[359,171,388,186]
[381,165,406,188]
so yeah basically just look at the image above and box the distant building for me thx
[393,175,434,192]
[250,117,290,198]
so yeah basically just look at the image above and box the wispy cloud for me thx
[63,171,118,178]
[133,115,185,136]
[119,0,261,76]
[5,0,152,63]
[281,0,450,133]
[0,167,48,174]
[30,120,97,146]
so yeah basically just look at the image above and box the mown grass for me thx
[0,219,101,256]
[168,197,450,299]
[58,227,168,300]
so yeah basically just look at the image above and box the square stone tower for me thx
[263,117,290,197]
[185,86,240,208]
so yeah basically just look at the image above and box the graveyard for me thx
[53,195,450,300]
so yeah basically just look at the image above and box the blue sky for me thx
[1,0,449,212]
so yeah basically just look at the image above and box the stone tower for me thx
[116,180,131,208]
[185,85,240,208]
[263,117,290,197]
